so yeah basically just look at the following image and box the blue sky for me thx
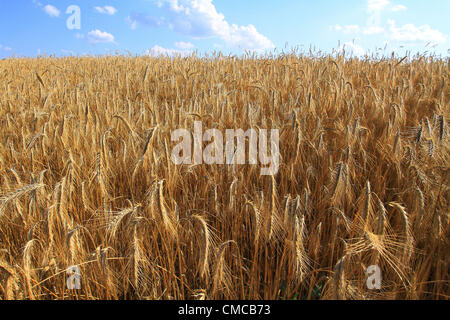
[0,0,449,58]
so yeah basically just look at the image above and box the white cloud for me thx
[332,0,390,35]
[75,33,85,39]
[87,30,115,44]
[387,20,447,43]
[331,24,360,34]
[43,4,60,17]
[224,24,274,51]
[363,25,385,35]
[175,41,195,49]
[126,16,138,30]
[95,6,117,15]
[0,44,12,51]
[365,0,391,34]
[141,0,274,51]
[367,0,390,13]
[391,4,407,12]
[61,49,74,55]
[341,42,366,57]
[366,1,408,13]
[126,12,163,30]
[331,0,446,47]
[145,45,192,57]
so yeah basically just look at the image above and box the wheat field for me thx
[0,53,448,300]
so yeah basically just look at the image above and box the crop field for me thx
[0,53,448,300]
